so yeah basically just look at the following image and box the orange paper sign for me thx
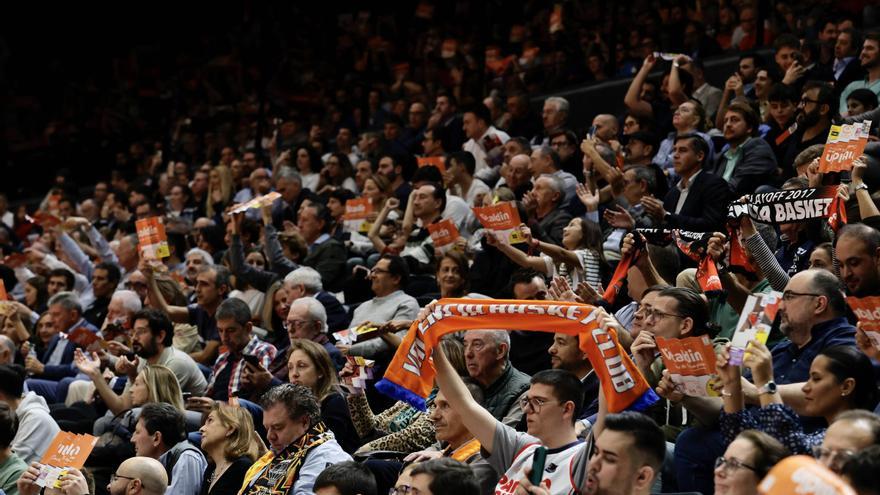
[819,122,871,173]
[342,198,373,233]
[417,156,447,175]
[656,335,719,397]
[847,296,880,350]
[473,202,525,244]
[136,217,170,260]
[41,431,98,469]
[427,218,460,254]
[758,455,855,495]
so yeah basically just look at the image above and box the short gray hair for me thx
[625,165,657,194]
[216,297,252,327]
[48,291,82,314]
[538,173,565,200]
[284,267,323,294]
[471,329,511,359]
[545,96,570,114]
[0,336,15,365]
[112,290,143,314]
[276,167,303,184]
[289,297,327,333]
[185,248,214,266]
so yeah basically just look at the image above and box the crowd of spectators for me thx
[4,1,880,495]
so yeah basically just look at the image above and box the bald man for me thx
[109,457,169,495]
[591,114,620,145]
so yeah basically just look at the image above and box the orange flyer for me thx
[417,156,446,175]
[847,296,880,350]
[427,218,460,254]
[758,455,855,495]
[656,335,719,397]
[135,217,170,260]
[549,4,564,33]
[31,211,62,228]
[473,202,525,245]
[0,280,7,301]
[818,121,871,173]
[342,198,373,233]
[37,431,99,487]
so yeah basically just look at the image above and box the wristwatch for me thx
[758,381,777,395]
[854,183,870,193]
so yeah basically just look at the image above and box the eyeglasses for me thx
[111,473,136,483]
[282,319,314,332]
[370,268,391,276]
[799,98,820,106]
[389,485,412,495]
[641,308,685,322]
[715,456,756,473]
[812,446,856,466]
[781,290,822,302]
[519,396,560,413]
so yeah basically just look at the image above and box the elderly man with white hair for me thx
[463,329,530,427]
[240,296,344,396]
[183,248,214,288]
[284,267,350,332]
[532,96,570,146]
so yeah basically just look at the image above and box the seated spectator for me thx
[345,255,419,359]
[318,152,358,195]
[297,202,348,293]
[548,332,601,424]
[0,365,59,465]
[813,410,880,474]
[0,403,26,495]
[525,174,572,246]
[287,340,359,453]
[314,461,378,495]
[846,88,879,117]
[240,384,352,495]
[144,263,230,365]
[528,146,578,206]
[199,402,264,495]
[765,84,800,175]
[284,268,351,333]
[642,134,732,233]
[462,104,510,182]
[445,151,491,208]
[188,298,276,408]
[719,344,878,457]
[344,338,467,454]
[841,444,880,495]
[427,250,487,300]
[19,456,169,495]
[21,277,48,315]
[709,102,778,197]
[409,458,480,495]
[132,402,207,495]
[714,430,790,495]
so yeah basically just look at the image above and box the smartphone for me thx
[241,354,261,367]
[530,446,547,486]
[587,125,597,139]
[182,392,193,401]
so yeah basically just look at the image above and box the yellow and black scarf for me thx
[239,421,332,495]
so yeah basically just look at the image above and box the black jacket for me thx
[662,170,733,233]
[708,137,778,197]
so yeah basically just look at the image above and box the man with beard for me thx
[835,223,880,297]
[377,154,412,206]
[74,308,207,414]
[709,102,777,196]
[840,32,880,116]
[780,81,836,171]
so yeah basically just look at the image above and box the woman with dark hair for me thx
[719,343,880,455]
[318,152,357,194]
[23,277,48,314]
[489,217,608,291]
[294,146,322,192]
[714,430,789,495]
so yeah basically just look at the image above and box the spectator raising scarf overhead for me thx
[376,298,658,413]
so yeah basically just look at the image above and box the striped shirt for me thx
[207,336,277,400]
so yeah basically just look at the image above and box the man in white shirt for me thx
[462,104,510,183]
[445,151,491,207]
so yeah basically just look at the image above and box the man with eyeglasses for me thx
[813,410,880,474]
[782,81,835,169]
[432,344,584,495]
[106,457,169,495]
[346,255,419,360]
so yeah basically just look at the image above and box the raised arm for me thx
[261,205,299,276]
[367,198,399,253]
[624,55,658,115]
[852,157,880,219]
[141,259,189,323]
[667,56,691,107]
[74,349,131,416]
[485,229,548,274]
[434,343,499,453]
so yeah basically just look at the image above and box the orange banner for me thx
[135,217,170,260]
[426,218,460,253]
[417,156,447,175]
[758,455,855,495]
[376,299,657,413]
[473,202,525,244]
[41,431,98,469]
[847,296,880,350]
[656,335,719,397]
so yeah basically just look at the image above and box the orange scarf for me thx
[376,298,657,413]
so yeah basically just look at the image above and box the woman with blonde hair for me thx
[206,165,233,218]
[287,339,360,453]
[199,402,264,495]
